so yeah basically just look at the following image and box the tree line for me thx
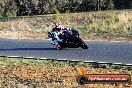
[0,0,132,17]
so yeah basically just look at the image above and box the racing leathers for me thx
[50,24,66,49]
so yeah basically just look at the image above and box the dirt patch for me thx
[0,31,47,40]
[81,33,132,42]
[0,64,131,88]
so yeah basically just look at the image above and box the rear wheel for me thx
[79,39,88,49]
[81,43,88,49]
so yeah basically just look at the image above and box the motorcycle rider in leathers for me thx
[50,22,67,49]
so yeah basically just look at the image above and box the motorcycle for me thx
[48,29,88,49]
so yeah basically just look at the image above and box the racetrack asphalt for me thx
[0,39,132,64]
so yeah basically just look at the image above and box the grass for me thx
[0,57,132,88]
[0,57,91,67]
[0,57,90,88]
[0,10,132,41]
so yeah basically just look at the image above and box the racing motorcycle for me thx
[48,29,88,49]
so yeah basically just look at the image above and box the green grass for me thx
[0,57,131,71]
[0,57,92,68]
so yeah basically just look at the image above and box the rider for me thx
[50,22,66,49]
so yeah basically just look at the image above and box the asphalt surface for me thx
[0,39,132,64]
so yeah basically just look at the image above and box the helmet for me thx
[55,23,62,31]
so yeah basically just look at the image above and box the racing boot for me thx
[56,43,61,49]
[54,39,61,49]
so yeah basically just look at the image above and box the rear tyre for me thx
[79,39,88,49]
[81,42,88,49]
